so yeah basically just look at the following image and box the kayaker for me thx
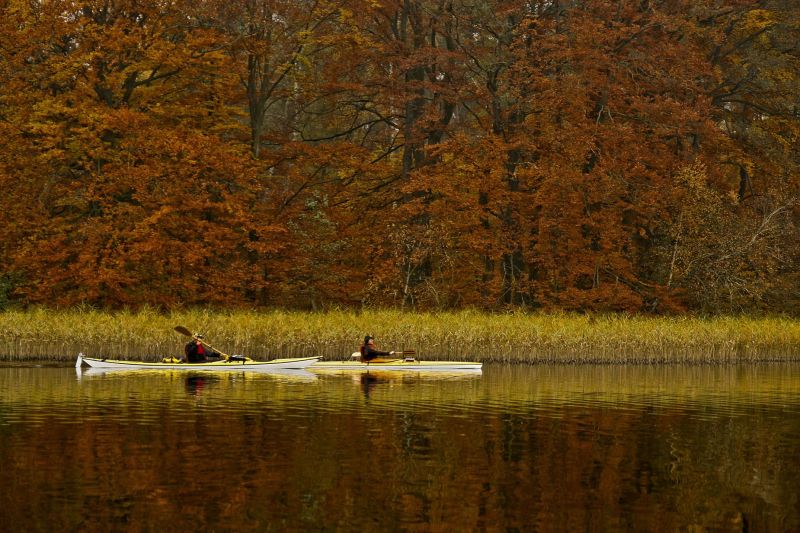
[360,335,394,362]
[184,334,221,363]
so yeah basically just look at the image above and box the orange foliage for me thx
[0,0,797,312]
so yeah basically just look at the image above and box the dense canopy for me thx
[1,0,798,313]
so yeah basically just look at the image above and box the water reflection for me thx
[359,372,385,400]
[0,363,799,531]
[185,374,218,396]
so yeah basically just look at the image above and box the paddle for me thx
[174,326,231,360]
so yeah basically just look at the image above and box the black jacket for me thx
[185,341,221,363]
[361,345,391,362]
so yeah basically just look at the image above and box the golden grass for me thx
[0,307,798,363]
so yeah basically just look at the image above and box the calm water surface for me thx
[1,363,799,531]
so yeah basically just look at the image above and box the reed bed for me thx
[0,307,798,364]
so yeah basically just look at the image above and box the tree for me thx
[1,0,798,313]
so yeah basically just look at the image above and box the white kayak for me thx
[311,357,482,372]
[76,353,320,371]
[76,366,319,382]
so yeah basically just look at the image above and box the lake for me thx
[1,363,799,531]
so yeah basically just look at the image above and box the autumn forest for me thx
[0,0,798,314]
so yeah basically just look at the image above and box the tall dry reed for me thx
[0,307,798,363]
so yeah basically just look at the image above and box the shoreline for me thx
[1,308,798,364]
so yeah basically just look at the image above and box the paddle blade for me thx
[174,326,193,337]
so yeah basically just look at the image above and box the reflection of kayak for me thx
[76,354,320,371]
[312,358,482,372]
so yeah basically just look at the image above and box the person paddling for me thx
[360,335,394,362]
[184,334,222,363]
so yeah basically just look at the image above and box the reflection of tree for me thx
[1,367,800,531]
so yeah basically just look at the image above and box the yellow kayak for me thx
[311,357,482,372]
